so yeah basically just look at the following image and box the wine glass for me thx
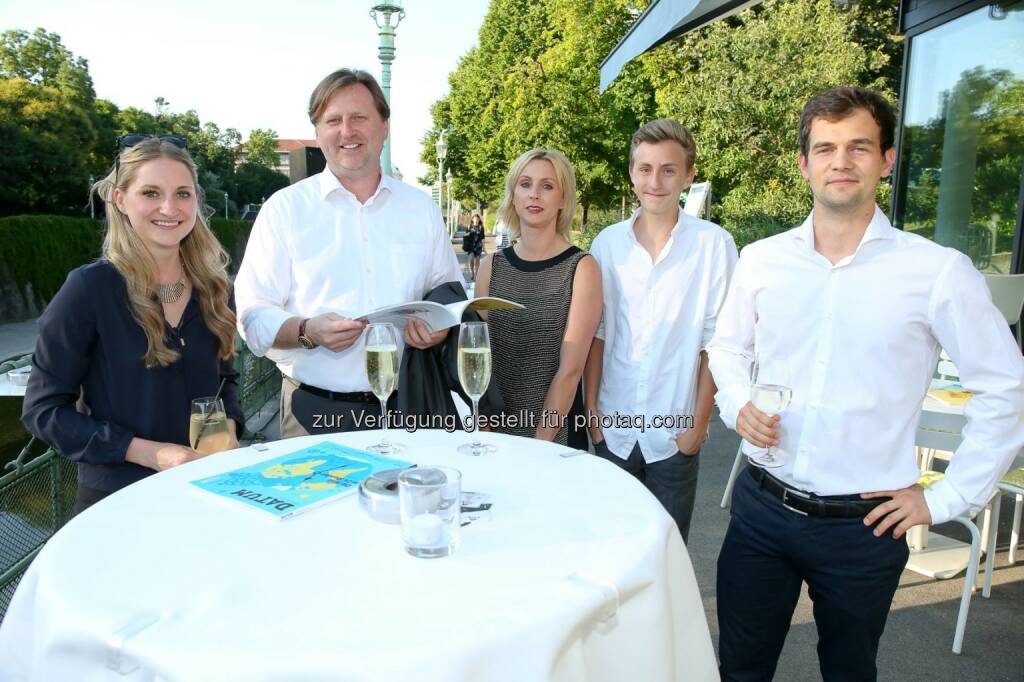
[457,321,496,455]
[364,323,403,454]
[749,355,791,468]
[190,397,232,455]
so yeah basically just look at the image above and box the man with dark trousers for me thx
[708,87,1024,680]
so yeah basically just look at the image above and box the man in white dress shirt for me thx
[235,69,462,438]
[707,87,1024,680]
[583,119,737,542]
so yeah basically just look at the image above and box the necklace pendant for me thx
[157,274,187,304]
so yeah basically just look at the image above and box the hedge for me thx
[0,215,252,320]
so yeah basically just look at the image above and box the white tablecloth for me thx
[0,430,717,681]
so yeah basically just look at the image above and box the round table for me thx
[0,430,716,681]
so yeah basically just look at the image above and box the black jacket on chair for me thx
[396,281,505,429]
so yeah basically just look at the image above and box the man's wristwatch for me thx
[298,318,318,350]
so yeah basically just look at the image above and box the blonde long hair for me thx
[93,138,236,368]
[496,148,577,243]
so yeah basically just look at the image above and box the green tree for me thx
[0,78,95,215]
[421,0,656,223]
[233,163,289,207]
[244,128,280,169]
[643,0,901,235]
[0,28,95,105]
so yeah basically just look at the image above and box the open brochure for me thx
[190,442,411,520]
[356,297,524,332]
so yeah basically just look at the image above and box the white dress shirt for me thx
[707,206,1024,524]
[234,171,463,392]
[591,209,738,463]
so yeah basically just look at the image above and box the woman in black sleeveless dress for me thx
[475,149,602,449]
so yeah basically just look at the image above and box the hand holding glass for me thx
[749,357,791,468]
[190,397,232,455]
[365,323,404,454]
[457,322,496,455]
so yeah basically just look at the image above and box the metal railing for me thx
[0,343,279,622]
[235,338,280,426]
[0,439,76,620]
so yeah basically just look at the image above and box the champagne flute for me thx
[749,356,791,468]
[457,321,496,455]
[365,323,403,454]
[190,397,232,455]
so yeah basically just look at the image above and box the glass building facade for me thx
[892,0,1024,274]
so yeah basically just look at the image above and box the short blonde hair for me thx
[496,148,577,242]
[629,118,696,170]
[308,68,389,125]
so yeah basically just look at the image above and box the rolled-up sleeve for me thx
[923,253,1024,524]
[707,249,757,431]
[235,198,295,356]
[22,270,134,464]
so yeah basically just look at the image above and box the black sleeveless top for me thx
[486,245,587,448]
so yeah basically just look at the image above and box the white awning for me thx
[599,0,761,92]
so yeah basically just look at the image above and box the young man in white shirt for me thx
[584,119,737,542]
[235,69,462,438]
[707,87,1024,680]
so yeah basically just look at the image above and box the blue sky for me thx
[1,0,491,190]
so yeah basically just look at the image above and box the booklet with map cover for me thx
[927,383,974,407]
[355,297,524,332]
[190,442,411,520]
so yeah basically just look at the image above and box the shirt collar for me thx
[626,207,689,244]
[793,204,895,257]
[317,169,392,205]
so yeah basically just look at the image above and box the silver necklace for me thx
[157,274,186,304]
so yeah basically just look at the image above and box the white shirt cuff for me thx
[922,479,969,525]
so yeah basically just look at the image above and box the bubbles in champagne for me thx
[458,347,491,400]
[366,344,399,399]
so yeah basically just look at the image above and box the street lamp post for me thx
[446,169,454,231]
[435,126,452,235]
[224,192,229,220]
[88,176,95,219]
[370,0,406,176]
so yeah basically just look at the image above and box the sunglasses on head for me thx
[114,134,188,183]
[118,134,188,151]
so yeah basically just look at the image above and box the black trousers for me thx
[592,440,700,543]
[717,467,909,682]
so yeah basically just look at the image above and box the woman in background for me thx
[475,148,601,449]
[463,213,486,282]
[23,136,243,514]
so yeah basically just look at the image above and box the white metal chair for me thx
[983,273,1024,347]
[981,466,1024,598]
[913,409,992,655]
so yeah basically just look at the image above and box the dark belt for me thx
[299,384,379,404]
[748,466,887,518]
